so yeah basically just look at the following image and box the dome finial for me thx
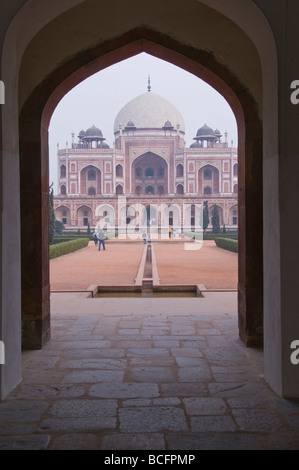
[147,75,151,92]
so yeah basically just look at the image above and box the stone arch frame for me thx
[60,184,67,195]
[176,163,184,178]
[55,204,71,225]
[1,0,285,398]
[95,203,116,230]
[79,164,102,195]
[115,164,123,178]
[115,184,124,195]
[131,151,169,196]
[198,163,220,195]
[77,204,93,227]
[229,204,238,227]
[20,31,263,349]
[60,163,66,178]
[176,183,184,195]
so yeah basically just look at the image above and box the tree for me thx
[87,222,91,235]
[203,200,209,233]
[222,224,227,234]
[212,205,221,234]
[54,220,64,235]
[49,183,55,243]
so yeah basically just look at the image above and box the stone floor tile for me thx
[129,357,175,367]
[232,409,283,432]
[89,382,159,399]
[178,366,211,382]
[153,339,180,348]
[127,348,169,357]
[11,384,85,399]
[175,357,207,367]
[0,435,50,450]
[119,407,188,432]
[190,415,237,432]
[208,382,272,398]
[227,397,271,409]
[59,358,127,370]
[161,383,208,397]
[50,433,100,450]
[100,433,166,450]
[0,401,49,423]
[62,370,124,383]
[183,397,227,415]
[127,367,176,383]
[166,433,261,450]
[62,349,125,359]
[48,399,117,418]
[171,348,204,358]
[39,417,116,433]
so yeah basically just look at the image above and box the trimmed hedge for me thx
[214,237,238,253]
[49,238,90,260]
[184,231,238,241]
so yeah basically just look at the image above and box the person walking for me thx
[142,230,147,244]
[93,230,98,246]
[97,229,106,251]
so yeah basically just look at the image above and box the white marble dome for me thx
[114,92,185,133]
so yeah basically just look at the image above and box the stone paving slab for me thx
[1,292,299,450]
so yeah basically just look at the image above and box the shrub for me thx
[215,237,238,253]
[54,220,65,235]
[49,238,90,259]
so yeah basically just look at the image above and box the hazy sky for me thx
[49,52,238,193]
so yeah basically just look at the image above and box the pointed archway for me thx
[3,0,286,400]
[19,29,263,352]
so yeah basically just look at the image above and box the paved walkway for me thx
[1,241,299,450]
[50,239,238,291]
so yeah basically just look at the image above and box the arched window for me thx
[116,184,123,195]
[233,183,238,193]
[116,164,123,178]
[204,169,212,180]
[233,210,238,225]
[60,185,66,195]
[204,186,212,195]
[145,168,154,178]
[60,164,66,178]
[158,185,164,195]
[88,169,96,181]
[145,186,155,195]
[176,164,184,177]
[88,187,96,195]
[135,167,142,178]
[158,167,164,178]
[135,185,142,195]
[176,184,184,195]
[233,163,238,176]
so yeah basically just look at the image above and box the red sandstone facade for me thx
[54,90,238,232]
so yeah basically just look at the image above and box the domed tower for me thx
[113,90,185,145]
[81,125,107,148]
[113,87,186,196]
[192,123,218,148]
